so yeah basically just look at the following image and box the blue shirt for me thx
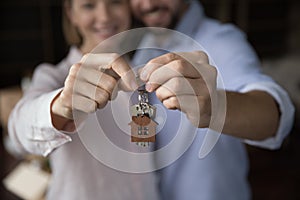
[131,1,294,199]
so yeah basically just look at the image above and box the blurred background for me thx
[0,0,299,199]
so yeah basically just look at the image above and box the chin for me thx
[144,19,170,28]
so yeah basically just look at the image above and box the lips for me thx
[141,7,169,25]
[93,26,117,38]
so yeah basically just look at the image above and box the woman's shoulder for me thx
[33,58,69,81]
[30,46,82,89]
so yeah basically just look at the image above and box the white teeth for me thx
[144,10,163,19]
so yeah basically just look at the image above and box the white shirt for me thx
[8,47,161,200]
[8,1,294,200]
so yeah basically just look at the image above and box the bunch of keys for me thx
[129,78,157,147]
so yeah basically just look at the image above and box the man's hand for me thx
[140,51,280,140]
[140,51,217,128]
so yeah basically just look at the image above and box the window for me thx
[138,126,142,135]
[143,127,149,135]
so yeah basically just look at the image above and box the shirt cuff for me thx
[241,81,295,149]
[29,89,72,156]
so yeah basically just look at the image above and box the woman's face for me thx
[68,0,131,53]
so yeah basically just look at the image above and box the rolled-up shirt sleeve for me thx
[8,88,72,157]
[8,58,75,157]
[241,81,295,149]
[202,24,295,150]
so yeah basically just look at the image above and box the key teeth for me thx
[136,142,150,147]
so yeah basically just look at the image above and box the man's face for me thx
[130,0,187,28]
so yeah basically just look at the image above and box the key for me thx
[129,88,157,147]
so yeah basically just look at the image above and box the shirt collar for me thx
[175,0,204,38]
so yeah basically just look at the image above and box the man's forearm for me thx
[215,90,280,140]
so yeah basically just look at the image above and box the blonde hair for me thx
[62,0,82,46]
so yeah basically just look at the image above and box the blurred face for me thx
[130,0,187,28]
[68,0,131,52]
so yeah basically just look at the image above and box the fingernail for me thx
[131,80,138,90]
[140,69,148,81]
[145,83,152,92]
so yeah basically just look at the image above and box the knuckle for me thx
[195,50,207,58]
[81,53,92,62]
[95,89,109,103]
[148,58,158,65]
[69,64,80,76]
[87,101,97,113]
[170,97,178,106]
[166,52,176,60]
[64,75,74,86]
[60,91,72,105]
[156,90,164,101]
[210,66,218,76]
[163,97,178,109]
[96,95,109,109]
[172,60,185,73]
[196,51,209,63]
[105,76,118,92]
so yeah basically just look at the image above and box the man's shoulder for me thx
[194,17,246,42]
[190,17,250,55]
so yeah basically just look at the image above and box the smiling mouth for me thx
[94,27,117,37]
[142,7,168,18]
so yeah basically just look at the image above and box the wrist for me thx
[203,90,227,131]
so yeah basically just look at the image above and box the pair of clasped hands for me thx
[52,51,217,128]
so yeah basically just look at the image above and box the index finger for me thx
[140,51,208,82]
[109,54,138,91]
[80,53,119,67]
[140,51,209,81]
[139,53,178,81]
[81,53,138,91]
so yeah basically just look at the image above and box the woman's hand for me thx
[51,53,137,129]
